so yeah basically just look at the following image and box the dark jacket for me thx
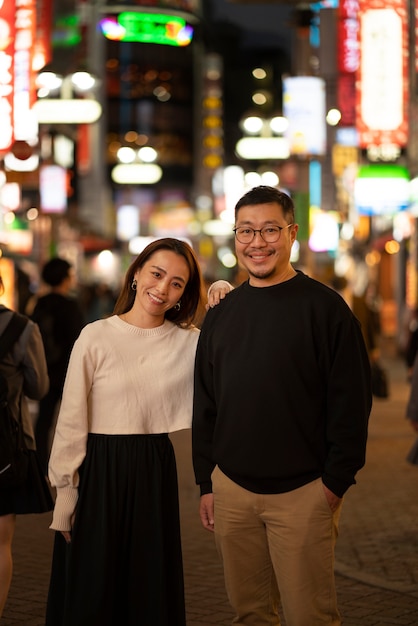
[31,293,84,389]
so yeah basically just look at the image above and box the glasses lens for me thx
[235,228,252,243]
[262,227,281,242]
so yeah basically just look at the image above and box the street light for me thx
[236,113,290,161]
[33,71,102,125]
[111,145,162,184]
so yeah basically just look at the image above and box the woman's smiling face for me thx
[134,249,190,324]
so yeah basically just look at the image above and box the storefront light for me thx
[71,71,97,92]
[217,246,237,268]
[4,153,39,172]
[241,116,264,134]
[111,163,162,184]
[138,146,157,163]
[117,146,136,163]
[34,70,102,124]
[34,99,102,124]
[244,172,262,187]
[236,137,290,160]
[202,219,233,237]
[270,116,289,134]
[326,108,342,126]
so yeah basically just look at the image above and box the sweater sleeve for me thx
[192,315,217,495]
[322,314,372,497]
[48,329,94,531]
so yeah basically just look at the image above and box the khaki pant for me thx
[212,467,342,626]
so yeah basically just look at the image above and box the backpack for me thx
[0,311,29,488]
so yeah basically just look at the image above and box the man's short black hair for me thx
[235,186,295,223]
[41,258,72,287]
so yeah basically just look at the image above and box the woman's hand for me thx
[60,511,76,544]
[61,531,71,544]
[207,280,233,310]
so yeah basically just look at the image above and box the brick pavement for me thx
[2,346,418,625]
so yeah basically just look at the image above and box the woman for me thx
[46,238,227,626]
[0,276,52,618]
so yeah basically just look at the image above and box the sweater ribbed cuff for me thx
[49,486,79,532]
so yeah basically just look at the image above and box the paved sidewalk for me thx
[2,345,418,625]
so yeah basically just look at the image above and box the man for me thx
[192,186,372,626]
[31,258,84,473]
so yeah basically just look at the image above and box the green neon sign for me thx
[107,12,193,46]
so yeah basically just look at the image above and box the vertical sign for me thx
[337,0,359,126]
[416,0,418,75]
[0,0,15,152]
[357,0,408,148]
[33,0,52,73]
[283,76,327,156]
[40,165,68,214]
[14,0,36,140]
[195,53,224,196]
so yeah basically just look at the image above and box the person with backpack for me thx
[0,273,52,618]
[31,258,85,473]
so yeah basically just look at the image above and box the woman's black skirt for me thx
[0,449,53,516]
[46,433,186,626]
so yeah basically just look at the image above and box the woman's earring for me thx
[174,301,181,311]
[131,278,137,291]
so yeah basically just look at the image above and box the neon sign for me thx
[357,0,408,148]
[0,0,15,151]
[99,13,193,47]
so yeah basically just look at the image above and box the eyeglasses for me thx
[233,224,293,244]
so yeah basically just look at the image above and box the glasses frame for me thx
[233,224,294,244]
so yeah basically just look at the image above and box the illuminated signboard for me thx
[52,15,81,48]
[33,0,52,70]
[337,0,359,126]
[99,13,193,46]
[40,165,67,213]
[283,77,326,156]
[354,164,409,215]
[14,0,37,141]
[0,0,15,151]
[357,0,408,148]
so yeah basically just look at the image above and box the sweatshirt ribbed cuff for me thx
[199,481,213,496]
[49,486,79,532]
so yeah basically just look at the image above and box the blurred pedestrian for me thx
[85,283,117,322]
[0,274,52,618]
[405,352,418,465]
[351,290,379,364]
[31,258,85,473]
[404,308,418,381]
[192,185,372,626]
[45,238,230,626]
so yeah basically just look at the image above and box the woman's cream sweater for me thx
[49,315,199,531]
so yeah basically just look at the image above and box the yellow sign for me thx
[332,145,358,177]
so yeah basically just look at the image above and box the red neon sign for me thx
[0,0,15,152]
[356,0,408,148]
